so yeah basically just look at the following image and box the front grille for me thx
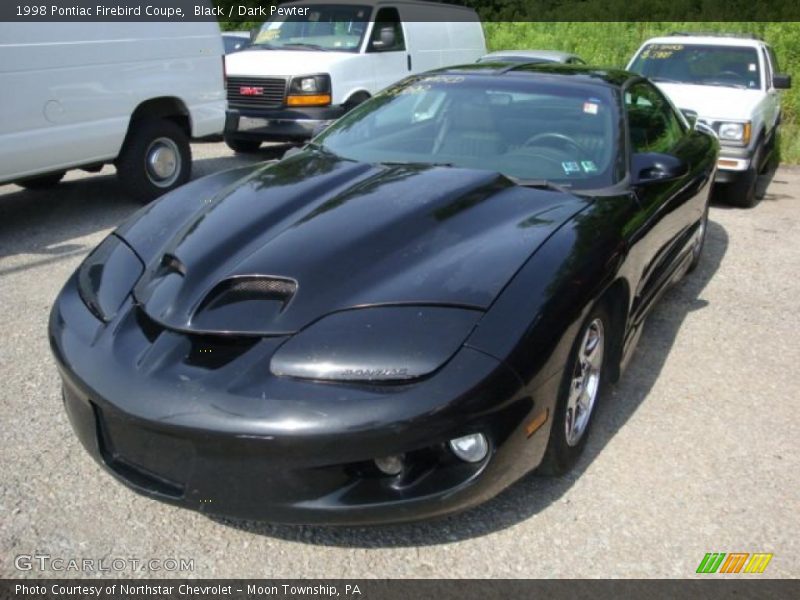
[227,76,287,109]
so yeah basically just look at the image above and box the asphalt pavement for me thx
[1,142,798,578]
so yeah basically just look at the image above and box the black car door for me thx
[624,80,709,323]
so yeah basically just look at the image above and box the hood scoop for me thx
[189,276,297,334]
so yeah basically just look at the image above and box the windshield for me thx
[630,43,762,90]
[315,74,620,189]
[251,4,370,52]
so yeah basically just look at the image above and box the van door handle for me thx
[407,54,412,71]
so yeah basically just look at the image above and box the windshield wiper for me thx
[305,141,338,158]
[379,160,455,168]
[698,81,748,90]
[251,43,276,50]
[650,77,683,84]
[281,43,329,51]
[511,178,573,194]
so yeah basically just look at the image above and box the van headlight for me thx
[717,121,751,145]
[77,235,144,322]
[287,74,331,106]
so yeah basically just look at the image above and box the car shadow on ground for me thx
[211,217,730,548]
[0,151,271,270]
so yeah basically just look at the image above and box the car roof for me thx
[433,63,635,88]
[482,50,579,62]
[642,35,765,48]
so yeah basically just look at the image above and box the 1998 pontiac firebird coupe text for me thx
[50,64,718,524]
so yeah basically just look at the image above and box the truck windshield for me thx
[629,43,762,90]
[251,4,370,52]
[315,74,620,190]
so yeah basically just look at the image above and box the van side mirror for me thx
[371,26,396,50]
[680,108,698,128]
[773,73,792,89]
[632,152,688,185]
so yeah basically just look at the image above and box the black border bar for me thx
[0,0,799,22]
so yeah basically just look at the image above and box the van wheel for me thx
[117,118,191,203]
[16,171,65,190]
[225,137,262,154]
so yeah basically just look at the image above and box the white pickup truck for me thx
[628,33,791,207]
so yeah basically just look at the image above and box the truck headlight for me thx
[717,121,751,145]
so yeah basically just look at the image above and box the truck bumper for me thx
[224,106,346,142]
[715,144,754,181]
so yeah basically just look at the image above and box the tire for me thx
[224,136,262,154]
[16,171,65,190]
[687,199,710,273]
[724,142,763,209]
[539,304,610,476]
[116,118,191,203]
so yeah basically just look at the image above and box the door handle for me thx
[407,54,412,71]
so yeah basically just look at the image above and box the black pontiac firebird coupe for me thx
[50,64,718,524]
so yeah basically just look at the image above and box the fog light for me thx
[449,433,489,463]
[374,455,404,476]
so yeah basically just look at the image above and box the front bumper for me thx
[49,273,557,524]
[715,143,754,177]
[224,106,346,142]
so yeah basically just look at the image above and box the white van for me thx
[223,0,485,152]
[0,20,226,201]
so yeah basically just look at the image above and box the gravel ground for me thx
[1,143,798,579]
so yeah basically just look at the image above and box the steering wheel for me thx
[523,132,584,156]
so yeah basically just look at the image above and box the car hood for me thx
[123,152,589,335]
[225,48,358,77]
[654,82,764,121]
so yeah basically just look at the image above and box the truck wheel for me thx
[116,118,191,203]
[725,143,763,209]
[687,200,709,273]
[225,137,262,154]
[16,171,65,190]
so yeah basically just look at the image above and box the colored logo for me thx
[240,86,264,96]
[696,552,773,574]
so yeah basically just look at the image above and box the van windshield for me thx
[315,74,620,189]
[251,4,371,52]
[630,43,762,90]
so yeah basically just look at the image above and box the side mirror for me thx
[371,26,396,50]
[773,73,792,89]
[680,108,698,128]
[632,152,688,185]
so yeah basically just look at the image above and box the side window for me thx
[369,8,405,52]
[625,82,685,154]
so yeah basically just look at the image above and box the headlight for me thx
[77,235,144,322]
[717,121,751,145]
[270,306,482,382]
[287,74,331,106]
